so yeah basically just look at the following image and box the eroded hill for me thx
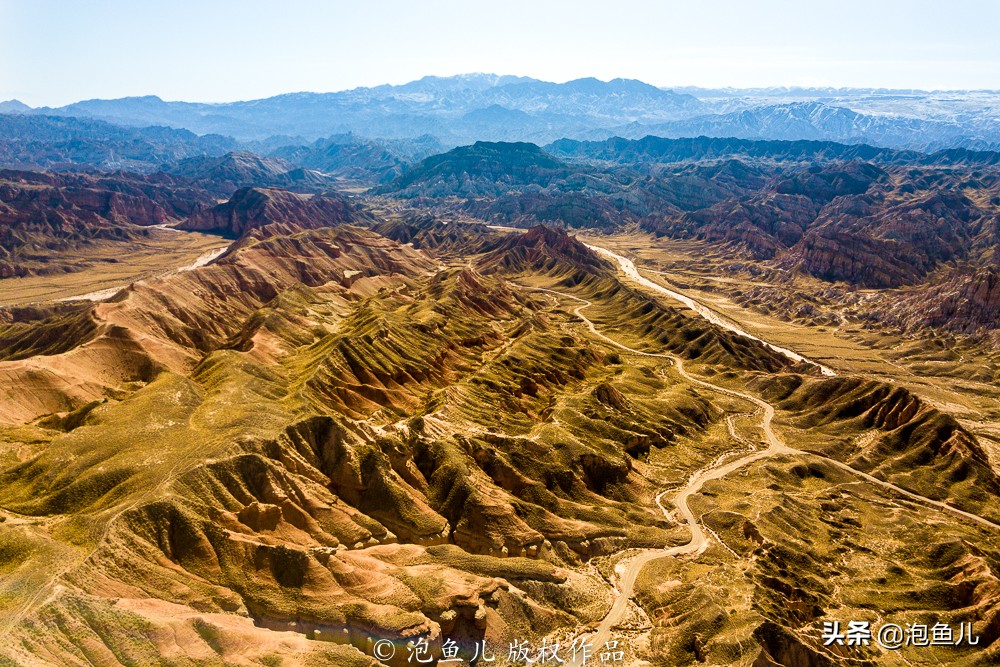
[0,169,216,278]
[2,196,1000,667]
[377,140,1000,340]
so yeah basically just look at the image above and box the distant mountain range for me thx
[547,135,1000,167]
[0,114,236,172]
[377,140,1000,301]
[3,73,998,152]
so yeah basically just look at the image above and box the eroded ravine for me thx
[529,286,1000,665]
[575,242,1000,531]
[584,242,838,377]
[529,287,794,663]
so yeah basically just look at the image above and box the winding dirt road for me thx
[528,285,1000,664]
[488,226,999,662]
[584,242,837,377]
[529,287,794,663]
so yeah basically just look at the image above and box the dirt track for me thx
[528,286,794,663]
[529,275,1000,664]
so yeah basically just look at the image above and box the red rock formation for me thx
[477,224,611,274]
[887,268,1000,332]
[180,187,363,238]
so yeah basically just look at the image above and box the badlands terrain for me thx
[0,134,999,667]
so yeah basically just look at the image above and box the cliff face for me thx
[783,229,924,288]
[61,187,169,226]
[381,141,572,198]
[164,151,338,196]
[378,140,999,291]
[777,189,988,288]
[477,224,611,275]
[879,268,1000,333]
[678,193,821,258]
[640,162,999,289]
[179,187,362,238]
[0,170,214,277]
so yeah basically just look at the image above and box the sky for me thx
[1,0,998,106]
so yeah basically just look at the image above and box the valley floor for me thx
[584,233,1000,470]
[0,227,228,307]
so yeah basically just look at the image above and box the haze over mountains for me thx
[5,72,1000,341]
[3,73,1000,153]
[4,66,1000,666]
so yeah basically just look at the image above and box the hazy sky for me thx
[2,0,998,106]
